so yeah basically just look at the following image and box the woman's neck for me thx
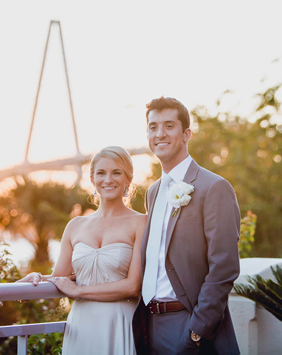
[95,198,129,218]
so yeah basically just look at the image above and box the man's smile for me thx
[155,142,170,146]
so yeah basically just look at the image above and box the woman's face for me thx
[92,157,129,201]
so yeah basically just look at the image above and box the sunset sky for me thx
[0,0,282,184]
[1,0,282,267]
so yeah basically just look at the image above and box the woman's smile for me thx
[93,157,129,200]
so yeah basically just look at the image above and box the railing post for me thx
[18,335,28,355]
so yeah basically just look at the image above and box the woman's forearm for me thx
[76,278,141,302]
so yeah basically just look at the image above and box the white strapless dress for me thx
[62,242,138,355]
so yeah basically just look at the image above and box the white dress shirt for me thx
[154,155,192,302]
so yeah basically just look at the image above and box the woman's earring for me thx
[124,188,129,197]
[94,189,97,197]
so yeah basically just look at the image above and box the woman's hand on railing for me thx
[48,276,79,299]
[68,273,76,281]
[16,272,44,286]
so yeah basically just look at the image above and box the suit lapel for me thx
[165,159,200,253]
[141,179,161,272]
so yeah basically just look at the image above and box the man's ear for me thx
[184,128,192,143]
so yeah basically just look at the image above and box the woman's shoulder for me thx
[66,213,95,229]
[127,211,147,233]
[122,210,147,230]
[125,208,147,219]
[130,213,147,241]
[63,214,97,243]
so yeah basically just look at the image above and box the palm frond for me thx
[264,279,282,301]
[271,265,282,285]
[234,266,282,322]
[249,275,282,304]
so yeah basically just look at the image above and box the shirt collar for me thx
[161,155,192,184]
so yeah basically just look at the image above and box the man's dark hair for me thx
[146,97,190,131]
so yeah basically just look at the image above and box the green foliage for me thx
[146,160,162,186]
[0,178,94,272]
[0,337,17,355]
[0,332,64,355]
[239,211,257,258]
[0,241,20,283]
[0,297,67,355]
[234,265,282,321]
[0,243,67,354]
[27,332,63,355]
[188,84,282,257]
[131,185,146,214]
[0,241,22,327]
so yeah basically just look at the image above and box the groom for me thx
[133,97,240,354]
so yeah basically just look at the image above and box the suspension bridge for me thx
[0,21,150,182]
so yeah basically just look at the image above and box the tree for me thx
[131,185,146,214]
[0,178,95,273]
[190,84,282,257]
[239,211,257,258]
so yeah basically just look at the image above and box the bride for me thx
[17,146,147,355]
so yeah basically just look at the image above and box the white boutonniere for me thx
[167,182,194,217]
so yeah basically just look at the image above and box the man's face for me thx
[147,108,191,171]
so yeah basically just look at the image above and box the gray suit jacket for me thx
[133,159,240,355]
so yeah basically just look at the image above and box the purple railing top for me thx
[0,282,66,302]
[0,321,66,337]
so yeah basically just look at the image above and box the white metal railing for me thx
[0,282,67,355]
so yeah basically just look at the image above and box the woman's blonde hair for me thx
[89,146,135,206]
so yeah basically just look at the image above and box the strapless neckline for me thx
[74,241,133,251]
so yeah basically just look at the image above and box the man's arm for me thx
[189,178,240,340]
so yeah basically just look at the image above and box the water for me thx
[3,237,61,271]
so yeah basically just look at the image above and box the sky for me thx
[0,0,282,184]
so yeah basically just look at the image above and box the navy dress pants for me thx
[147,309,217,355]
